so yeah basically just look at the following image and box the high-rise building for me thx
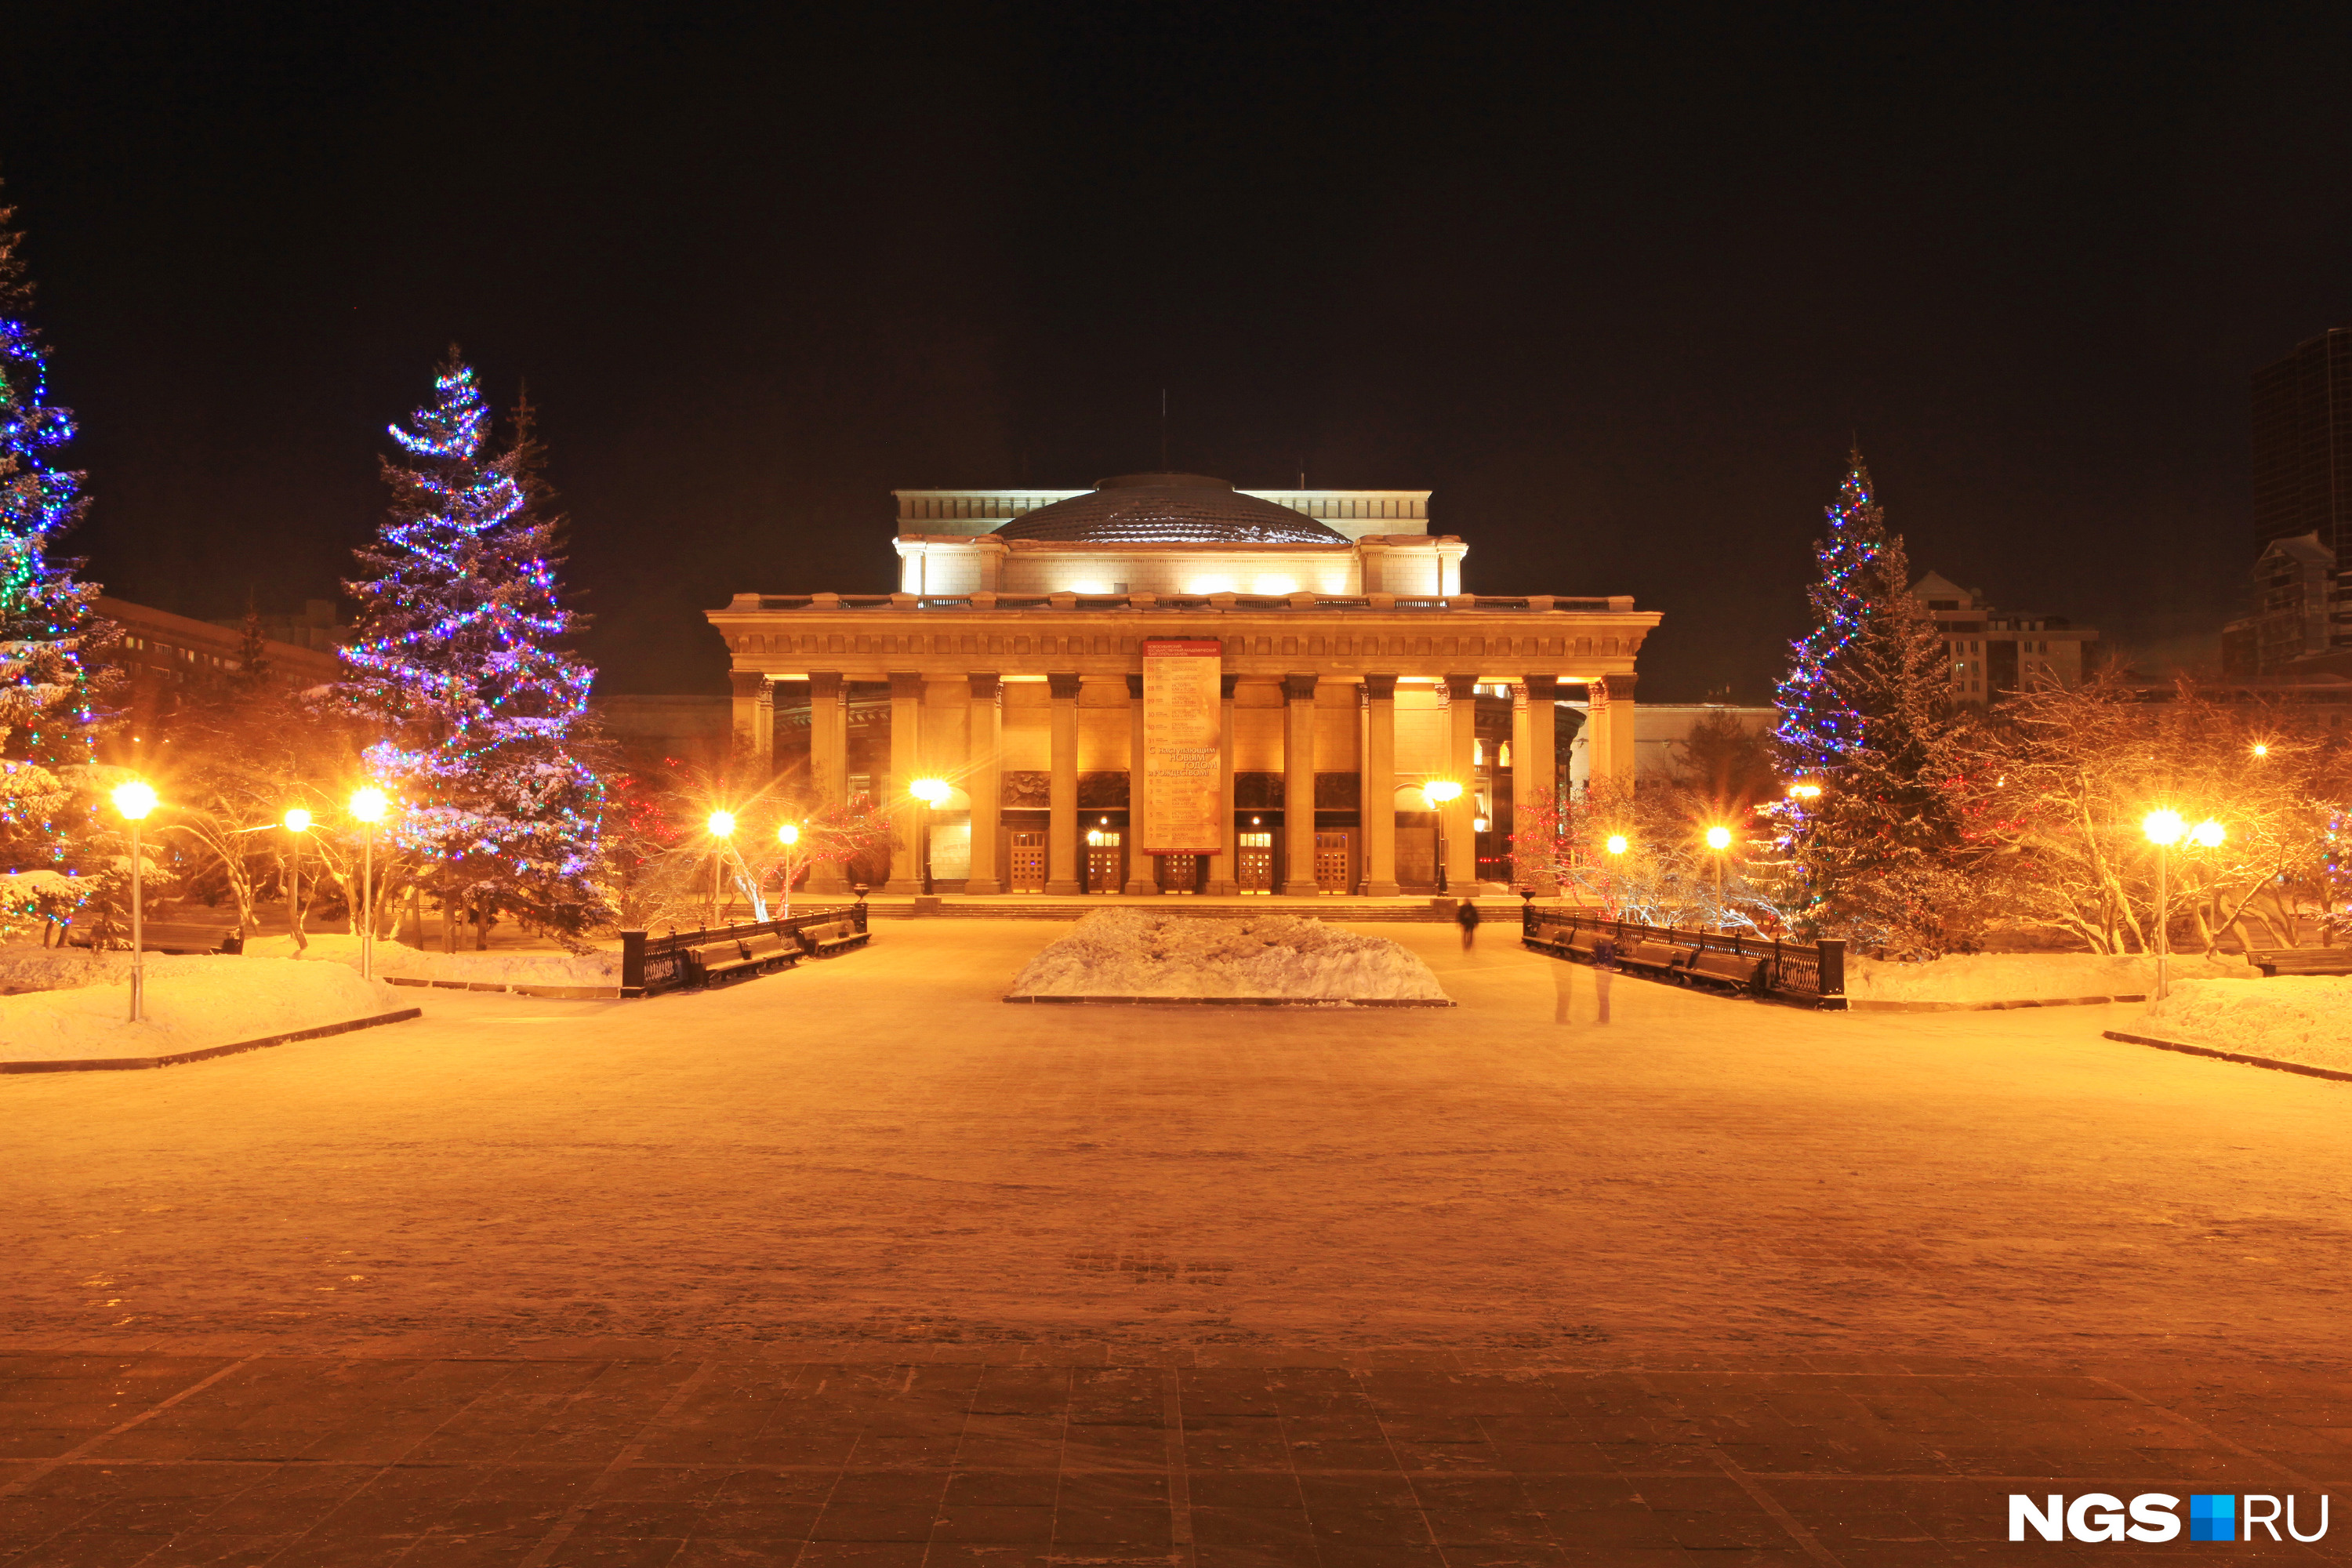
[2227,328,2352,676]
[2252,328,2352,556]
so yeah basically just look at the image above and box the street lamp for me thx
[706,810,736,925]
[2143,809,2185,1001]
[349,787,387,980]
[1422,779,1464,894]
[111,781,157,1022]
[909,779,951,897]
[284,807,313,949]
[1602,832,1628,918]
[776,822,800,920]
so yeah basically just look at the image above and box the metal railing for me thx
[1521,904,1846,1009]
[620,903,868,996]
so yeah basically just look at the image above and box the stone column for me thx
[1203,674,1239,895]
[1516,674,1560,894]
[1444,673,1479,892]
[1123,673,1158,894]
[729,671,774,771]
[882,672,926,894]
[808,672,849,893]
[1359,673,1399,896]
[1591,671,1640,786]
[1282,673,1319,896]
[1045,672,1083,895]
[965,673,1003,895]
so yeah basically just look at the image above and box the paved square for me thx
[5,920,2349,1563]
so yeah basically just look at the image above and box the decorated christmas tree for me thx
[341,352,608,946]
[1769,451,1980,955]
[0,191,118,940]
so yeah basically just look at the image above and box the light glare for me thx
[2142,809,2184,847]
[112,781,158,821]
[349,786,389,823]
[707,810,736,837]
[283,808,312,833]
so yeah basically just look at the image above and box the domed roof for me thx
[993,473,1349,545]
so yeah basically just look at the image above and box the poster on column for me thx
[1141,639,1221,854]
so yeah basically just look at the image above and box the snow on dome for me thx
[1009,908,1450,1004]
[991,474,1351,546]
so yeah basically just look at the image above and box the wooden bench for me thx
[740,931,799,973]
[691,939,761,985]
[796,920,869,958]
[1617,939,1699,978]
[1688,949,1766,993]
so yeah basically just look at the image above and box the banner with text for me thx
[1142,639,1222,854]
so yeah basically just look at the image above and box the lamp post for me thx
[349,787,387,981]
[1704,826,1733,921]
[111,781,157,1022]
[706,811,736,926]
[909,779,951,897]
[1604,832,1628,917]
[2143,809,2185,1001]
[776,822,800,921]
[1422,779,1464,894]
[283,807,312,950]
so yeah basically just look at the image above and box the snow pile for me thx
[1010,909,1450,1003]
[1851,950,2257,1004]
[0,955,402,1064]
[2141,977,2352,1073]
[241,933,619,989]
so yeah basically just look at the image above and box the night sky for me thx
[5,4,2348,698]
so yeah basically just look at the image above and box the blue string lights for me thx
[1773,451,1884,779]
[341,355,608,935]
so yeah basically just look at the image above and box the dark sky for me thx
[5,2,2348,698]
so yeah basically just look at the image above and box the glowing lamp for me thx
[1787,781,1822,800]
[2189,819,2225,848]
[1705,826,1733,850]
[349,786,389,824]
[1421,779,1464,809]
[283,808,312,833]
[1605,833,1628,855]
[111,781,158,821]
[1472,817,1490,833]
[776,822,800,846]
[2142,810,2184,847]
[2252,743,2270,759]
[707,810,736,838]
[909,778,952,805]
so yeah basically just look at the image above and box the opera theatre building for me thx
[706,474,1659,898]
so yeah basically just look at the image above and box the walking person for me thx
[1456,897,1482,952]
[1592,932,1616,1024]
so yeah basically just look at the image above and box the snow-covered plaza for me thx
[7,922,2352,1563]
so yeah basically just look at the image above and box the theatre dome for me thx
[991,473,1350,546]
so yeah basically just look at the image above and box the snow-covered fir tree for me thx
[341,352,608,945]
[1769,452,1980,956]
[0,189,118,939]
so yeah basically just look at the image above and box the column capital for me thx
[967,671,1002,700]
[1443,673,1479,702]
[728,670,769,700]
[1047,672,1083,701]
[1523,673,1561,702]
[1363,672,1399,701]
[1593,671,1639,705]
[1282,673,1318,704]
[1125,673,1145,700]
[1220,674,1240,701]
[887,670,925,700]
[810,670,845,701]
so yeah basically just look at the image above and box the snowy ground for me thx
[1008,908,1449,1001]
[1850,949,2257,1004]
[0,955,401,1064]
[241,932,620,989]
[2141,975,2352,1073]
[5,922,2348,1362]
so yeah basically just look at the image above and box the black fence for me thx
[1522,904,1846,1009]
[620,903,868,996]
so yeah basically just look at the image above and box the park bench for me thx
[1687,949,1766,993]
[739,931,799,973]
[797,920,869,958]
[1617,938,1699,978]
[691,938,761,985]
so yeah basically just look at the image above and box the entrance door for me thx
[1237,831,1274,893]
[1159,853,1199,893]
[1314,830,1353,893]
[1009,830,1046,892]
[1085,830,1122,892]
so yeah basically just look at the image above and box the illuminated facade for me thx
[707,474,1660,897]
[1911,571,2097,705]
